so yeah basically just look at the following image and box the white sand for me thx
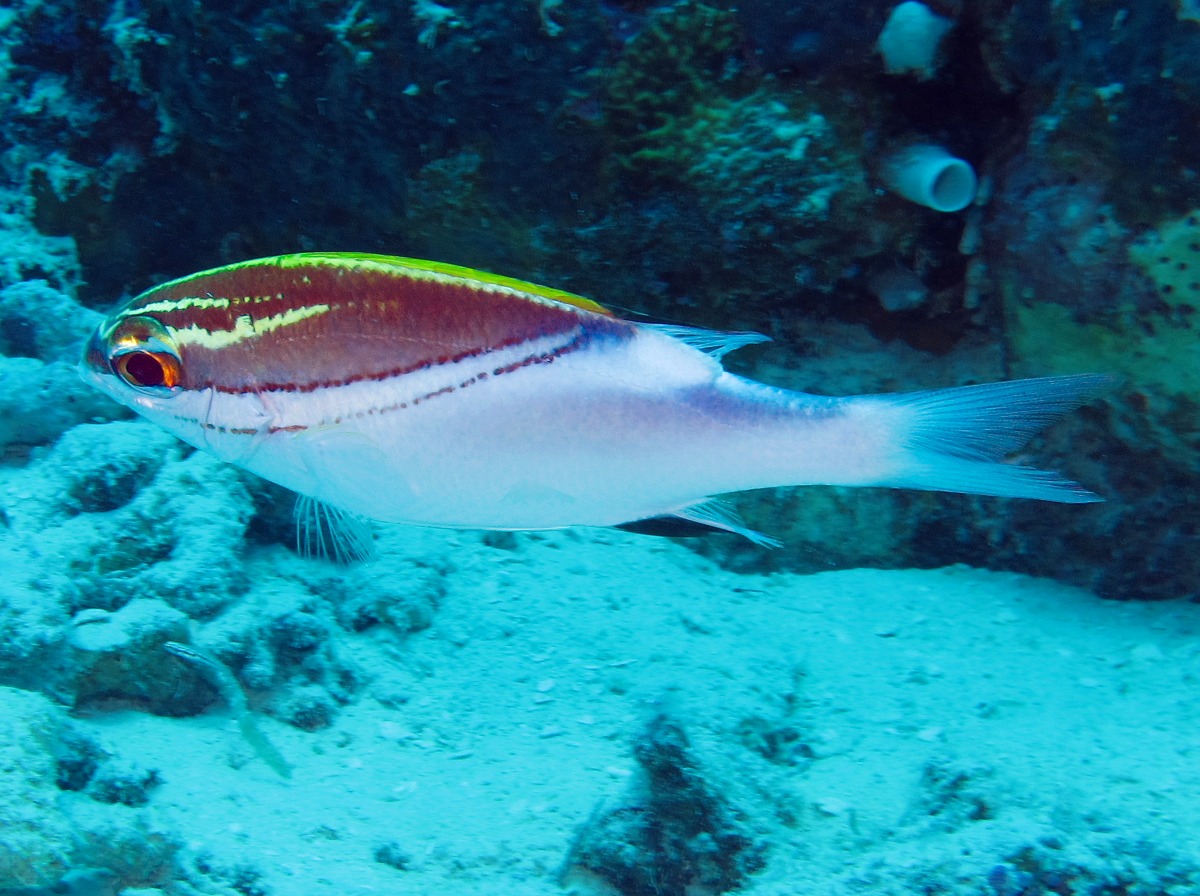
[78,526,1200,895]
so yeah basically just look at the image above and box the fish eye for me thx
[115,350,181,389]
[105,315,183,392]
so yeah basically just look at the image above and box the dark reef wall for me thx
[1,0,1198,599]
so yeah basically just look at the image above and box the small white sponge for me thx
[877,1,954,79]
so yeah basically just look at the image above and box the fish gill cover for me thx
[0,1,1198,895]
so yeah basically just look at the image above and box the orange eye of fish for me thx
[115,350,181,389]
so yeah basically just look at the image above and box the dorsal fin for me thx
[641,323,771,359]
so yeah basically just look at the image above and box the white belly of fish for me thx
[182,325,877,530]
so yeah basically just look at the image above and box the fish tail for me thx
[865,373,1115,502]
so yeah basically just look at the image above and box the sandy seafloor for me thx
[37,522,1200,896]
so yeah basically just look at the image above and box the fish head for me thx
[82,309,187,415]
[80,259,309,416]
[78,267,286,458]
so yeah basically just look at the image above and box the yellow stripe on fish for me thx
[284,252,614,316]
[170,304,333,351]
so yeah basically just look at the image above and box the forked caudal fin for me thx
[868,373,1115,502]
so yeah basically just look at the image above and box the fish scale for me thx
[81,252,1110,544]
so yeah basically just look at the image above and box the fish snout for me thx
[79,326,111,387]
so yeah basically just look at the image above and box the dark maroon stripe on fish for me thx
[167,326,593,437]
[129,257,631,394]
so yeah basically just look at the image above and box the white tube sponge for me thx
[881,144,977,213]
[877,1,954,80]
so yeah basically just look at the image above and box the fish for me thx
[80,252,1109,547]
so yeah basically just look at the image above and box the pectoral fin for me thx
[290,426,406,511]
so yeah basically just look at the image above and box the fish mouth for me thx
[78,326,112,389]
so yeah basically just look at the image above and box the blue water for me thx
[1,2,1198,894]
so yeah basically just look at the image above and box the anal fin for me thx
[616,499,780,548]
[616,516,727,539]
